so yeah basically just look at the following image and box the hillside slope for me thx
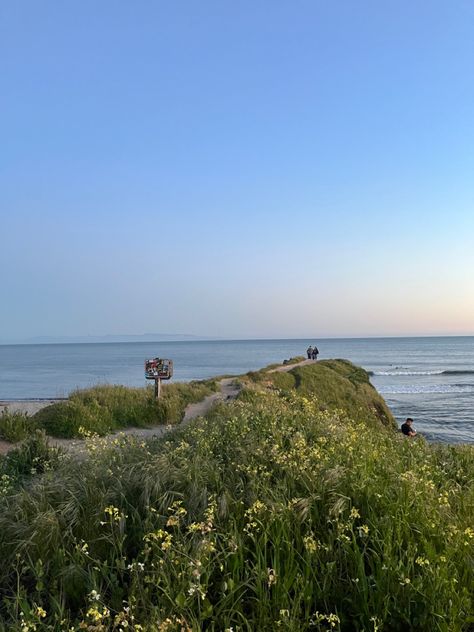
[246,359,397,429]
[0,360,472,631]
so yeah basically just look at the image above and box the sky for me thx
[1,1,474,341]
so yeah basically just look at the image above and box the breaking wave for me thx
[371,370,443,376]
[370,369,474,377]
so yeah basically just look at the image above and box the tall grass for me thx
[245,359,396,429]
[0,378,472,630]
[0,408,36,442]
[32,380,218,438]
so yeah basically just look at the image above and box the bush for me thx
[33,400,113,438]
[32,380,218,438]
[0,408,36,442]
[1,430,62,480]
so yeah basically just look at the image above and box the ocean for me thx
[1,337,473,444]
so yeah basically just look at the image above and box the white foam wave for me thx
[373,370,443,376]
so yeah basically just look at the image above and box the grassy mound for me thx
[0,370,472,630]
[246,359,396,429]
[32,380,218,438]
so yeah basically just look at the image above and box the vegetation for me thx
[245,359,396,429]
[0,408,37,442]
[0,361,472,630]
[0,430,63,487]
[30,380,218,438]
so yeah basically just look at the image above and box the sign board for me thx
[145,358,173,381]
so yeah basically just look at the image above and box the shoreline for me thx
[0,399,64,416]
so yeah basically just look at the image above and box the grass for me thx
[0,408,37,442]
[245,359,396,429]
[31,380,218,438]
[0,361,472,630]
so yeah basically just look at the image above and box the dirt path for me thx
[0,378,241,455]
[269,358,316,373]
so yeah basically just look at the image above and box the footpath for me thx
[0,378,240,456]
[0,359,316,455]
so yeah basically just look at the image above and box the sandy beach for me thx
[0,400,62,416]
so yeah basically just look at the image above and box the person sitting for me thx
[401,417,417,437]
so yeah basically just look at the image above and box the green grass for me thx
[32,380,218,438]
[0,363,472,630]
[0,408,37,442]
[244,359,396,429]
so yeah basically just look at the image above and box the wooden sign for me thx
[145,358,173,381]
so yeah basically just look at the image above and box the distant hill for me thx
[2,333,214,345]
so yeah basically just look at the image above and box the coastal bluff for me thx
[244,358,397,430]
[0,357,472,630]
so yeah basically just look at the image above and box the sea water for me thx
[1,337,473,444]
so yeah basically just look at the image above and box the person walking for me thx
[306,345,313,359]
[311,346,319,360]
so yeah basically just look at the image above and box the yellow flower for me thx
[35,606,47,618]
[303,534,318,554]
[415,556,430,567]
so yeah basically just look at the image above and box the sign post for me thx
[145,358,173,400]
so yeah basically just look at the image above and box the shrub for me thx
[32,380,218,438]
[33,400,113,438]
[0,408,37,442]
[1,430,62,480]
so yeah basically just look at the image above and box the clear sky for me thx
[1,1,474,341]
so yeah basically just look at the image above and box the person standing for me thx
[312,346,319,360]
[307,345,313,359]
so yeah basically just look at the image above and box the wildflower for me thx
[415,556,430,567]
[86,605,110,622]
[35,606,47,618]
[89,589,101,601]
[144,529,173,551]
[303,534,318,554]
[349,507,360,519]
[310,611,341,628]
[267,568,277,587]
[358,524,369,537]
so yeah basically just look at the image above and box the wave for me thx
[371,370,443,376]
[379,384,474,394]
[442,370,474,375]
[369,369,474,377]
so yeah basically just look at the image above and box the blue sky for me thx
[1,1,474,340]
